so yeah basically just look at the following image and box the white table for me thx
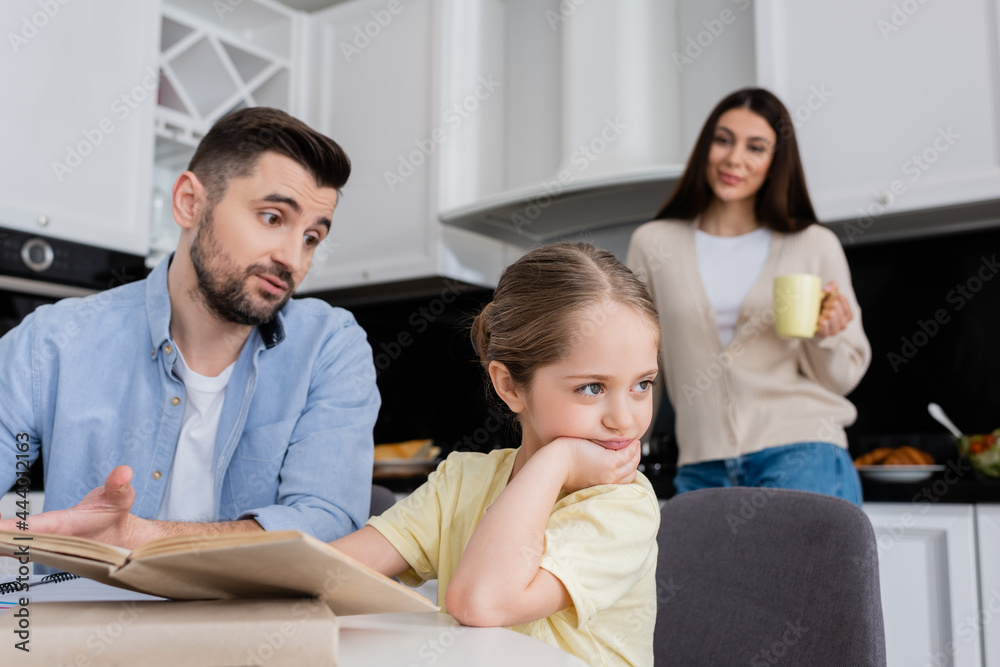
[0,577,588,666]
[339,612,588,666]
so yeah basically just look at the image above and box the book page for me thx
[0,530,129,567]
[114,532,438,615]
[129,529,299,559]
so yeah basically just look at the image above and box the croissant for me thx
[854,447,893,466]
[883,446,934,465]
[854,446,934,467]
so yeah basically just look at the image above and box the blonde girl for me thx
[333,242,662,667]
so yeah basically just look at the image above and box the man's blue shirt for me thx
[0,256,380,540]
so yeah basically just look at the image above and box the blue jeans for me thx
[672,442,863,505]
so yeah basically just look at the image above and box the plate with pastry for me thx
[373,439,441,477]
[854,446,943,483]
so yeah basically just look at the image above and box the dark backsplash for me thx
[330,224,1000,479]
[844,225,1000,440]
[341,286,511,453]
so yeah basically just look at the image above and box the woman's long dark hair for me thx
[657,88,818,233]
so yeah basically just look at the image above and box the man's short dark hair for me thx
[187,107,351,206]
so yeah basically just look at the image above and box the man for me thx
[0,108,380,549]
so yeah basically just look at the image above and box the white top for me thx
[694,226,771,347]
[156,349,235,522]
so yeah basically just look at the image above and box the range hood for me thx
[440,166,684,245]
[438,0,684,247]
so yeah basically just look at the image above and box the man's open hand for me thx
[0,465,151,549]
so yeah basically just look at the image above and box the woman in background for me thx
[627,87,871,504]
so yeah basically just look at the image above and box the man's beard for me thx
[188,209,295,327]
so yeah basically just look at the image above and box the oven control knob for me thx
[21,238,54,273]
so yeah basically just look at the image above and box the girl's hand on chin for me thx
[547,437,641,493]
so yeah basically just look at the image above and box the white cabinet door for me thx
[977,505,1000,667]
[301,0,441,291]
[864,504,982,667]
[755,0,1000,227]
[0,1,160,255]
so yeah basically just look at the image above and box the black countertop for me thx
[855,433,1000,504]
[860,462,1000,504]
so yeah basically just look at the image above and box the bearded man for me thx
[0,108,380,548]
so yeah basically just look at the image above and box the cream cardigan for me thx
[627,219,872,466]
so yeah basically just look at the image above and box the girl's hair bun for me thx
[470,300,495,364]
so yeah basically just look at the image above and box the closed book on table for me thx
[0,598,339,666]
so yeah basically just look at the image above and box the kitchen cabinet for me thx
[297,0,522,293]
[976,505,1000,667]
[864,504,982,667]
[437,0,687,246]
[0,0,161,256]
[149,0,305,263]
[754,0,1000,230]
[146,0,518,291]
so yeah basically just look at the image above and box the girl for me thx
[627,87,871,504]
[334,242,661,667]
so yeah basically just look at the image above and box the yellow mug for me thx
[773,274,823,338]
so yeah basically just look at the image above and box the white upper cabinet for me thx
[149,0,304,263]
[439,0,687,245]
[296,0,518,293]
[0,0,161,256]
[755,0,1000,228]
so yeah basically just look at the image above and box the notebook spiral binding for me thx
[0,571,79,595]
[40,571,79,585]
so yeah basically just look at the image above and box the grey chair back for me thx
[369,484,397,518]
[655,487,886,666]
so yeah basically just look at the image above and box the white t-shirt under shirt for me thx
[156,348,236,522]
[694,225,771,347]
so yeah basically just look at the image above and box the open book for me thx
[0,529,436,615]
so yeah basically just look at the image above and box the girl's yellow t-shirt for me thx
[367,448,660,667]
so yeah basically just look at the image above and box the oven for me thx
[0,225,150,329]
[0,225,150,491]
